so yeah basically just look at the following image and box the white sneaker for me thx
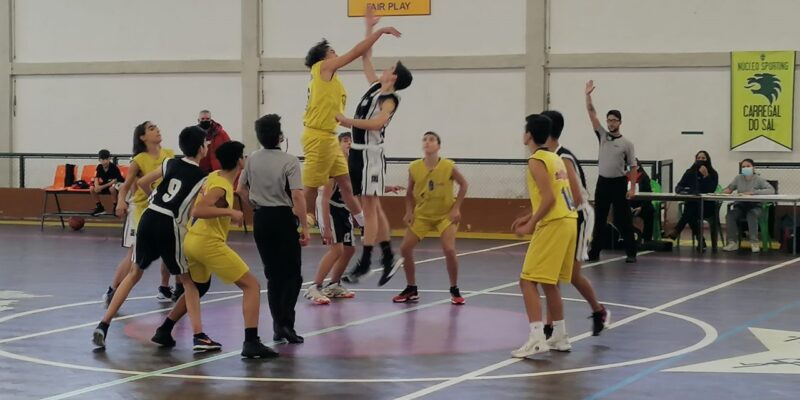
[304,285,331,305]
[322,282,355,299]
[547,333,572,352]
[751,243,761,253]
[723,242,739,252]
[511,335,550,358]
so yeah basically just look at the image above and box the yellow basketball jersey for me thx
[528,150,577,223]
[131,148,175,211]
[303,61,347,133]
[410,158,455,218]
[188,171,234,242]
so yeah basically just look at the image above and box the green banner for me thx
[731,51,795,151]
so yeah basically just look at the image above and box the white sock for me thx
[529,322,544,338]
[353,212,365,226]
[552,320,567,337]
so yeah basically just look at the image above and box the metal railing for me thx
[0,152,672,199]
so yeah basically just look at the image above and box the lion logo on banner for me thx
[745,73,782,105]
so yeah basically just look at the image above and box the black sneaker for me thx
[91,204,105,216]
[151,328,176,347]
[242,339,279,359]
[587,254,600,262]
[378,256,403,287]
[273,326,304,344]
[625,255,637,263]
[192,333,222,351]
[156,286,173,302]
[92,323,108,348]
[171,284,184,302]
[343,260,372,284]
[591,308,611,336]
[543,324,553,340]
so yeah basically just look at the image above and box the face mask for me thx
[199,120,212,130]
[741,167,754,176]
[695,160,706,166]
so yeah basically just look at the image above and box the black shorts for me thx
[319,206,354,246]
[134,209,187,275]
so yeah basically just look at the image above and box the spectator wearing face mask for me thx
[665,150,719,246]
[197,110,232,173]
[722,158,775,252]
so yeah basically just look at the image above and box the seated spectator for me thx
[722,158,775,253]
[665,150,719,247]
[91,149,124,216]
[628,159,655,242]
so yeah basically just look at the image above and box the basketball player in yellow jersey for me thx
[301,18,402,227]
[392,131,469,305]
[510,114,578,359]
[150,141,277,359]
[101,121,176,308]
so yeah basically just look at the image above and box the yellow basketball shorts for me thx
[409,216,455,240]
[301,127,349,188]
[520,217,577,285]
[184,234,249,284]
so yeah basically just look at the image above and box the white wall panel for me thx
[262,0,525,57]
[14,0,241,62]
[13,74,242,187]
[550,0,800,54]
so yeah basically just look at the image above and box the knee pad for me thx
[196,280,211,298]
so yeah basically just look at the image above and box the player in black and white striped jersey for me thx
[335,11,413,286]
[542,110,610,337]
[92,126,209,349]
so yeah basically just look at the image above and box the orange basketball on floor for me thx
[69,216,85,231]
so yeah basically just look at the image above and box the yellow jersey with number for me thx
[188,171,234,242]
[131,148,175,212]
[410,158,455,219]
[528,150,577,223]
[303,61,347,133]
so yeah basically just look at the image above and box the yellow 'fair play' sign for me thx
[348,0,431,16]
[731,51,795,151]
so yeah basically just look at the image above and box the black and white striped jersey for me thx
[352,82,399,146]
[147,158,207,225]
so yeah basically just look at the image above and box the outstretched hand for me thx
[380,26,402,38]
[585,80,595,95]
[365,6,381,28]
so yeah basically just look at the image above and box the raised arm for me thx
[321,27,401,77]
[362,7,380,84]
[585,80,602,131]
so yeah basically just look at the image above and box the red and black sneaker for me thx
[450,286,465,305]
[392,286,419,303]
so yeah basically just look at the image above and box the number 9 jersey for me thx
[147,158,208,226]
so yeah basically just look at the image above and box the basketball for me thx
[68,216,85,231]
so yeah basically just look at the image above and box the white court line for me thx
[0,241,528,344]
[393,255,800,400]
[37,248,634,400]
[0,296,717,384]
